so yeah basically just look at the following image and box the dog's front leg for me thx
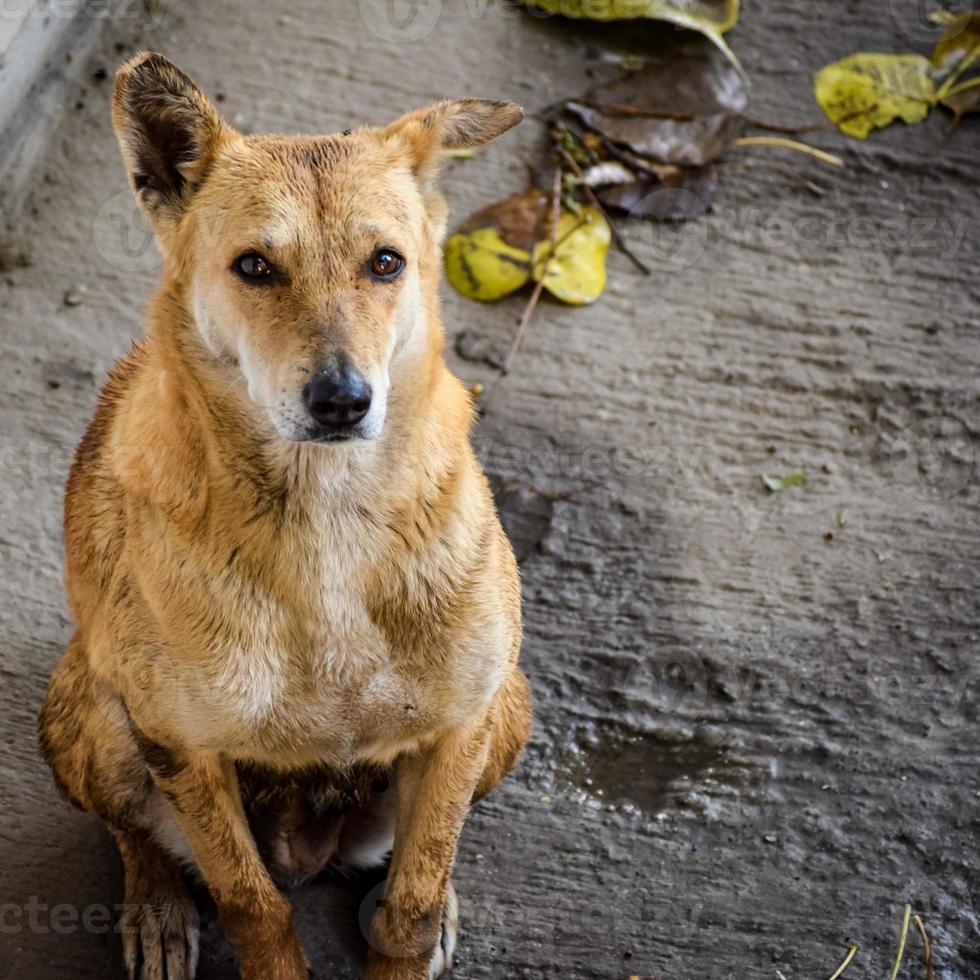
[141,743,309,980]
[364,722,490,980]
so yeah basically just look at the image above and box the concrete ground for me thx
[1,1,979,978]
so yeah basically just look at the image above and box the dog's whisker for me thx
[215,373,245,400]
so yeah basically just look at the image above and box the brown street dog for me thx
[38,52,532,980]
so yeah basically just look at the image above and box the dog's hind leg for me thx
[132,744,309,980]
[39,634,200,978]
[472,665,532,803]
[113,828,200,980]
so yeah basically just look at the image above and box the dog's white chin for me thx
[268,413,387,446]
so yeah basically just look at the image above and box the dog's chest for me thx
[205,620,423,768]
[179,520,464,767]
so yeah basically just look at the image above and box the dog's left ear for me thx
[112,52,233,234]
[382,98,524,181]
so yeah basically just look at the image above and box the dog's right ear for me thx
[112,52,232,231]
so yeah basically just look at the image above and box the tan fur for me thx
[39,52,530,980]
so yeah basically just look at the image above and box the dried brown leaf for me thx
[566,40,746,166]
[596,166,719,220]
[458,188,551,253]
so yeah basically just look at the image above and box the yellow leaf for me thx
[814,53,936,139]
[523,0,737,31]
[523,0,742,72]
[444,228,532,302]
[532,207,611,306]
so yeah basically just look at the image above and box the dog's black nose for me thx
[305,367,372,429]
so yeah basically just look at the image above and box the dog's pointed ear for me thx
[382,98,524,180]
[112,52,232,230]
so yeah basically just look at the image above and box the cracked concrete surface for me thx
[1,1,979,978]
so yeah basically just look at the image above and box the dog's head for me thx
[112,52,522,443]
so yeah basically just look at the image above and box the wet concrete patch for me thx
[489,474,567,564]
[563,727,746,815]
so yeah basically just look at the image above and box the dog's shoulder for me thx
[63,341,149,626]
[65,342,146,535]
[67,341,145,490]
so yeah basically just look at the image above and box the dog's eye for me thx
[369,249,404,281]
[234,252,275,282]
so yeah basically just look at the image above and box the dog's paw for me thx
[119,892,200,980]
[427,883,459,979]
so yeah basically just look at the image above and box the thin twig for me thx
[503,281,547,375]
[826,944,858,980]
[739,113,833,135]
[734,136,844,168]
[935,44,980,99]
[913,915,934,980]
[888,905,913,980]
[567,118,671,179]
[572,94,834,138]
[939,74,980,101]
[943,107,969,139]
[571,98,699,122]
[555,127,652,275]
[500,167,563,376]
[573,98,831,135]
[718,157,827,196]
